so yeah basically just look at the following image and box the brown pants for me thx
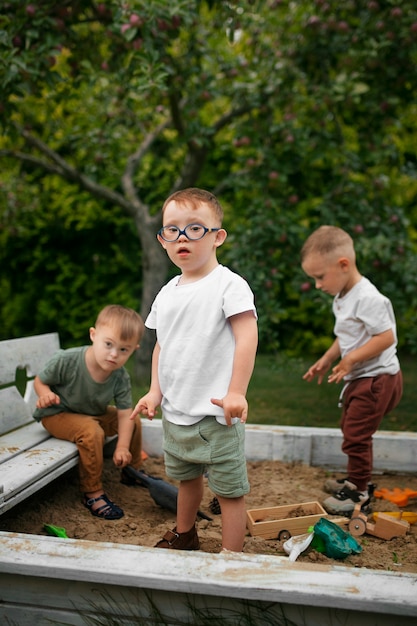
[41,407,142,493]
[340,371,403,491]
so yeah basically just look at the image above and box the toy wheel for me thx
[349,517,366,536]
[278,529,291,541]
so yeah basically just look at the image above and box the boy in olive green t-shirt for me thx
[34,305,145,520]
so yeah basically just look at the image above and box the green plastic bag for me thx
[313,517,362,560]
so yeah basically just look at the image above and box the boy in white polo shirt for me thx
[301,225,402,515]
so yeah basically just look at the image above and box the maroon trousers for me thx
[340,371,403,491]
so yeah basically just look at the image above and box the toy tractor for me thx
[348,504,410,540]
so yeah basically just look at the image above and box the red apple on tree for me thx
[26,4,37,17]
[129,14,143,27]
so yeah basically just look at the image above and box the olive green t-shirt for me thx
[33,346,132,421]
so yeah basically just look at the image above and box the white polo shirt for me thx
[333,276,400,381]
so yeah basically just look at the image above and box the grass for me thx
[245,352,417,431]
[74,589,300,626]
[131,352,417,432]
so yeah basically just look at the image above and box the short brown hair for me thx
[301,225,355,262]
[95,305,145,343]
[161,188,224,223]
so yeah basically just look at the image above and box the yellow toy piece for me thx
[372,511,417,525]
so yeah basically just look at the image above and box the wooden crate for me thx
[247,501,328,540]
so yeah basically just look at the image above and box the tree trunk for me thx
[133,213,169,383]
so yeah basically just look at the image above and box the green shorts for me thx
[162,416,250,498]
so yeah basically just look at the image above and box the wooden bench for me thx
[0,333,79,515]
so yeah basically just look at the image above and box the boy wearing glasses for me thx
[131,188,258,552]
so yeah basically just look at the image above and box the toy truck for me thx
[246,501,347,541]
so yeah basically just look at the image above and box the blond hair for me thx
[161,188,224,223]
[95,305,145,343]
[301,225,355,262]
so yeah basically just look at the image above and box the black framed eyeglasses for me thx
[158,223,220,242]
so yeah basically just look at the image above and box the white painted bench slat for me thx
[0,437,78,514]
[0,333,60,418]
[0,457,79,514]
[1,438,77,492]
[0,387,32,433]
[0,421,51,464]
[0,333,60,382]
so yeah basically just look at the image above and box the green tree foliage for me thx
[0,167,142,343]
[1,0,417,363]
[218,0,417,354]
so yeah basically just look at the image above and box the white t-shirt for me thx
[145,265,257,425]
[333,276,400,380]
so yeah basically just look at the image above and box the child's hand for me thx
[113,446,132,468]
[36,392,60,409]
[328,356,354,383]
[130,391,161,421]
[211,392,248,427]
[303,357,331,384]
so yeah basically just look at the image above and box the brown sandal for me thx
[155,525,200,550]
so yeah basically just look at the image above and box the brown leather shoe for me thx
[155,525,200,550]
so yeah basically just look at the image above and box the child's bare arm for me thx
[113,408,134,467]
[328,329,395,383]
[34,375,60,409]
[211,310,258,426]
